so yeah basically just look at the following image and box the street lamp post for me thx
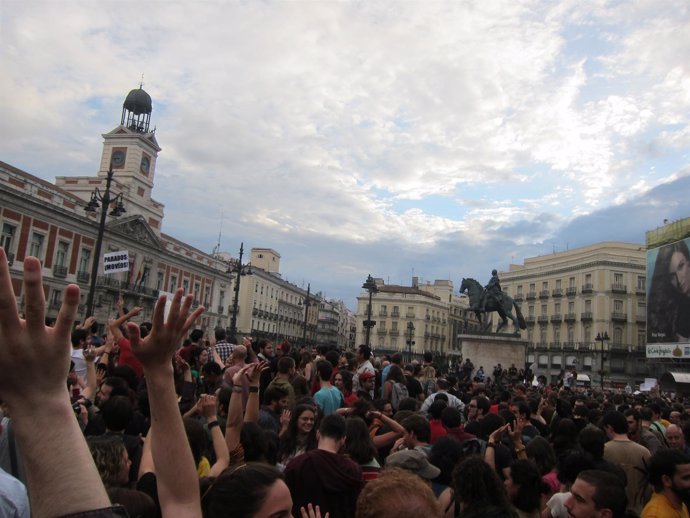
[596,331,610,389]
[302,283,311,347]
[229,242,251,342]
[406,321,415,362]
[84,163,126,318]
[362,274,378,348]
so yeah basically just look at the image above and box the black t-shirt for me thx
[406,376,424,400]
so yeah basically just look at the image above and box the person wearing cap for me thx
[356,371,375,401]
[385,448,455,515]
[353,345,375,399]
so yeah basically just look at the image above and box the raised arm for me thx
[202,394,230,477]
[0,250,111,516]
[244,361,269,423]
[82,345,99,401]
[129,289,204,518]
[225,363,254,456]
[108,306,142,341]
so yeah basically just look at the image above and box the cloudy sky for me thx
[2,0,689,309]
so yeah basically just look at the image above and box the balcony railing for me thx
[53,264,68,278]
[391,311,400,318]
[389,330,400,336]
[581,312,593,321]
[550,314,562,323]
[217,305,224,314]
[514,294,524,302]
[377,328,387,335]
[7,252,15,266]
[77,271,90,283]
[552,289,563,297]
[537,315,549,324]
[636,313,646,323]
[611,312,627,322]
[539,290,550,299]
[581,283,593,294]
[564,313,577,322]
[405,312,415,318]
[525,316,536,325]
[566,287,577,296]
[526,292,537,300]
[635,286,646,295]
[611,284,627,294]
[379,310,387,317]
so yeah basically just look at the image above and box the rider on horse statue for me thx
[477,269,503,312]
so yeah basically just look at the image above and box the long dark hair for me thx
[648,239,690,341]
[509,459,549,513]
[345,417,378,464]
[453,455,511,510]
[278,404,318,462]
[202,463,284,518]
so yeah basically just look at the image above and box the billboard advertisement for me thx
[647,236,690,347]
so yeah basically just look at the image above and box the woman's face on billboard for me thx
[669,250,690,296]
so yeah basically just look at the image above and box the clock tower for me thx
[57,85,166,234]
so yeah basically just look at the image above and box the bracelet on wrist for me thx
[249,386,259,393]
[208,420,220,430]
[487,442,497,448]
[515,446,526,454]
[231,386,243,393]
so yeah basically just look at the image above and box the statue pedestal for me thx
[457,333,529,375]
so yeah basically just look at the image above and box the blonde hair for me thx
[356,468,441,518]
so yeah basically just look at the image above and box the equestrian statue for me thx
[460,270,526,334]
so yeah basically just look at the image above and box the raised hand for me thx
[129,289,204,375]
[301,503,329,518]
[0,252,79,407]
[200,394,218,420]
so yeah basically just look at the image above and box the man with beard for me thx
[642,449,690,518]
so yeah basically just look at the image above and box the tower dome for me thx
[121,85,153,133]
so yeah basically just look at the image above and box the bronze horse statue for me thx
[460,278,527,333]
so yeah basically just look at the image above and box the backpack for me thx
[390,381,409,410]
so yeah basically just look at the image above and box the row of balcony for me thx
[252,308,304,324]
[529,341,647,353]
[515,284,646,301]
[524,311,645,325]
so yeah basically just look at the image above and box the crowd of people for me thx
[3,249,690,518]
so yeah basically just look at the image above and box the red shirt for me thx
[117,337,143,379]
[430,419,448,444]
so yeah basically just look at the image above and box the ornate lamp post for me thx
[229,242,251,342]
[362,274,378,348]
[83,163,126,318]
[596,331,610,389]
[301,283,311,347]
[406,321,415,362]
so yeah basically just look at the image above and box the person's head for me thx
[99,376,130,405]
[263,385,289,412]
[357,345,372,362]
[318,413,347,448]
[666,424,686,450]
[295,405,316,435]
[101,395,133,432]
[452,455,511,511]
[423,352,433,364]
[504,459,546,513]
[345,416,378,464]
[623,408,640,435]
[201,362,222,384]
[525,436,557,476]
[566,470,627,518]
[429,436,466,486]
[468,396,490,420]
[214,327,227,342]
[479,412,506,440]
[87,435,130,487]
[391,352,403,366]
[202,463,292,518]
[277,356,295,375]
[335,370,353,393]
[578,424,607,460]
[356,468,442,518]
[373,398,394,418]
[401,414,431,447]
[387,364,405,384]
[71,328,88,348]
[441,406,464,430]
[647,448,690,500]
[189,329,204,344]
[428,399,448,420]
[259,340,274,358]
[385,449,441,480]
[600,411,628,438]
[358,371,375,391]
[232,345,247,363]
[316,360,333,382]
[663,240,690,297]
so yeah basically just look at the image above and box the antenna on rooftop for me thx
[212,212,223,255]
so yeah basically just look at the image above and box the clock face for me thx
[140,156,150,174]
[111,150,126,168]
